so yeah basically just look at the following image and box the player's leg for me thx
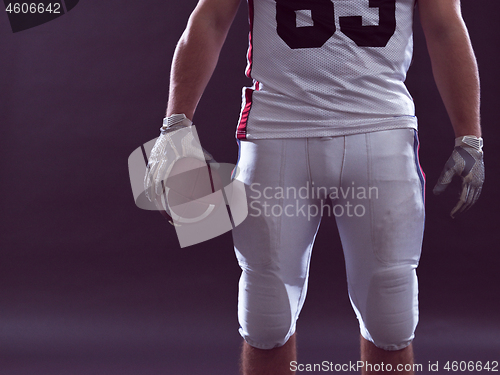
[232,138,324,375]
[334,128,425,374]
[361,336,414,375]
[241,333,296,375]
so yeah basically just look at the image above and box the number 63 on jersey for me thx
[275,0,397,49]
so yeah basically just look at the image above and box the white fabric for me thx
[237,0,417,139]
[232,128,425,350]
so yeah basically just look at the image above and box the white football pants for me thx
[232,128,425,351]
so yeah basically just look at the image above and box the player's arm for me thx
[419,0,484,217]
[418,0,480,137]
[144,0,239,218]
[166,0,241,120]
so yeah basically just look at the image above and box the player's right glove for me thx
[143,114,215,223]
[433,135,484,218]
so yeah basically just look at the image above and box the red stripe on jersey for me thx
[236,88,253,140]
[245,0,255,78]
[237,82,260,140]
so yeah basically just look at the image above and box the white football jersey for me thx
[236,0,417,140]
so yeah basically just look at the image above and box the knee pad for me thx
[354,265,419,351]
[237,268,296,350]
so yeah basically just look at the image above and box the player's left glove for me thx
[433,135,484,218]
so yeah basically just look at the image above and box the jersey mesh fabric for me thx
[237,0,417,140]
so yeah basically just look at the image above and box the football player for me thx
[146,0,484,373]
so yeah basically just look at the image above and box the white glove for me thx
[143,114,215,221]
[433,135,485,218]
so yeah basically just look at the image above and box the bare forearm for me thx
[421,5,481,137]
[167,20,222,119]
[166,2,239,120]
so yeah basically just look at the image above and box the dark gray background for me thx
[0,1,499,374]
